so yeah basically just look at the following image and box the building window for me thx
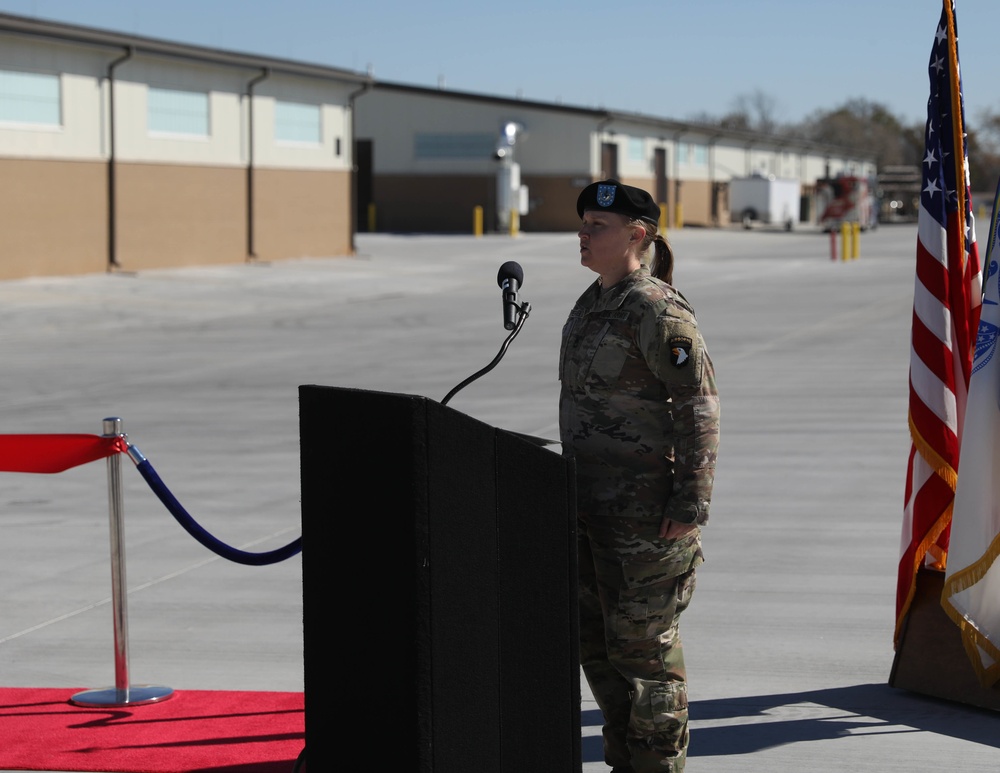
[679,143,707,167]
[415,133,495,159]
[275,100,321,144]
[0,69,60,126]
[628,137,644,162]
[148,87,209,136]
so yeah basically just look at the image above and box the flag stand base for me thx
[889,567,1000,711]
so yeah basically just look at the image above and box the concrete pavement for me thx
[0,225,997,772]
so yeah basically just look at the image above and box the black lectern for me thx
[299,385,581,772]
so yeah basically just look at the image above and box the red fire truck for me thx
[816,175,879,231]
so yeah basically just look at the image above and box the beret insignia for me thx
[596,184,617,208]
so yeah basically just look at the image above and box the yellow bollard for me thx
[852,222,860,260]
[367,203,376,233]
[674,203,683,229]
[841,222,850,262]
[509,208,519,237]
[980,204,987,222]
[473,206,483,237]
[659,203,668,233]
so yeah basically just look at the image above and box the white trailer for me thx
[729,175,801,230]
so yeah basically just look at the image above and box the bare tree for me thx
[728,89,782,135]
[970,107,1000,193]
[688,92,1000,190]
[800,98,918,167]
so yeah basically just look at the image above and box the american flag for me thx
[896,0,982,645]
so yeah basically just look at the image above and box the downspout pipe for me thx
[347,76,373,255]
[106,46,134,272]
[246,67,270,261]
[708,133,722,226]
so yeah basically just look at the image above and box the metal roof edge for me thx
[366,79,609,118]
[0,11,370,84]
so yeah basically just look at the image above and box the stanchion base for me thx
[70,684,174,707]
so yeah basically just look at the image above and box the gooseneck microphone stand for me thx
[441,299,531,406]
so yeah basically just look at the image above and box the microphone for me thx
[497,261,524,330]
[441,261,531,405]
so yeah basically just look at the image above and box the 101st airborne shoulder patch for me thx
[669,335,693,368]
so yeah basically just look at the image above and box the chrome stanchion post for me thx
[72,418,173,707]
[107,415,129,700]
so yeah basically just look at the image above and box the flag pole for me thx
[944,0,967,263]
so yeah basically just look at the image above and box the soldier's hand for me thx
[659,517,698,541]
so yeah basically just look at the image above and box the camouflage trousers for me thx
[578,514,703,773]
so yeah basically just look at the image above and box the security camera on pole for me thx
[494,122,527,235]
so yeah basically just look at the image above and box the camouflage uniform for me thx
[559,266,720,773]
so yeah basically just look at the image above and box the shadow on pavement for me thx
[581,682,999,762]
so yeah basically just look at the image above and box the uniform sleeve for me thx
[643,309,721,526]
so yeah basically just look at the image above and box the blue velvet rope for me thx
[133,457,301,566]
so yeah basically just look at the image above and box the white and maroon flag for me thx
[943,179,1000,686]
[896,0,982,648]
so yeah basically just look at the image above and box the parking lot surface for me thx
[0,225,996,772]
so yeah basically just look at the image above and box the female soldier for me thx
[559,180,720,773]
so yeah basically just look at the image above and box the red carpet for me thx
[0,687,304,772]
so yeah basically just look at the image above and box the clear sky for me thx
[0,0,997,129]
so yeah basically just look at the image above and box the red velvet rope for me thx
[0,434,127,473]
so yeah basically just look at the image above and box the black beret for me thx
[576,179,660,224]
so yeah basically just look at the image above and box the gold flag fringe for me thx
[941,530,1000,687]
[895,415,960,647]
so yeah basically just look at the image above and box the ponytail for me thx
[648,233,674,285]
[631,219,675,285]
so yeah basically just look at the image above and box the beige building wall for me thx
[254,168,352,260]
[112,164,352,270]
[0,154,354,277]
[0,158,107,279]
[116,163,246,270]
[675,180,714,227]
[0,21,362,278]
